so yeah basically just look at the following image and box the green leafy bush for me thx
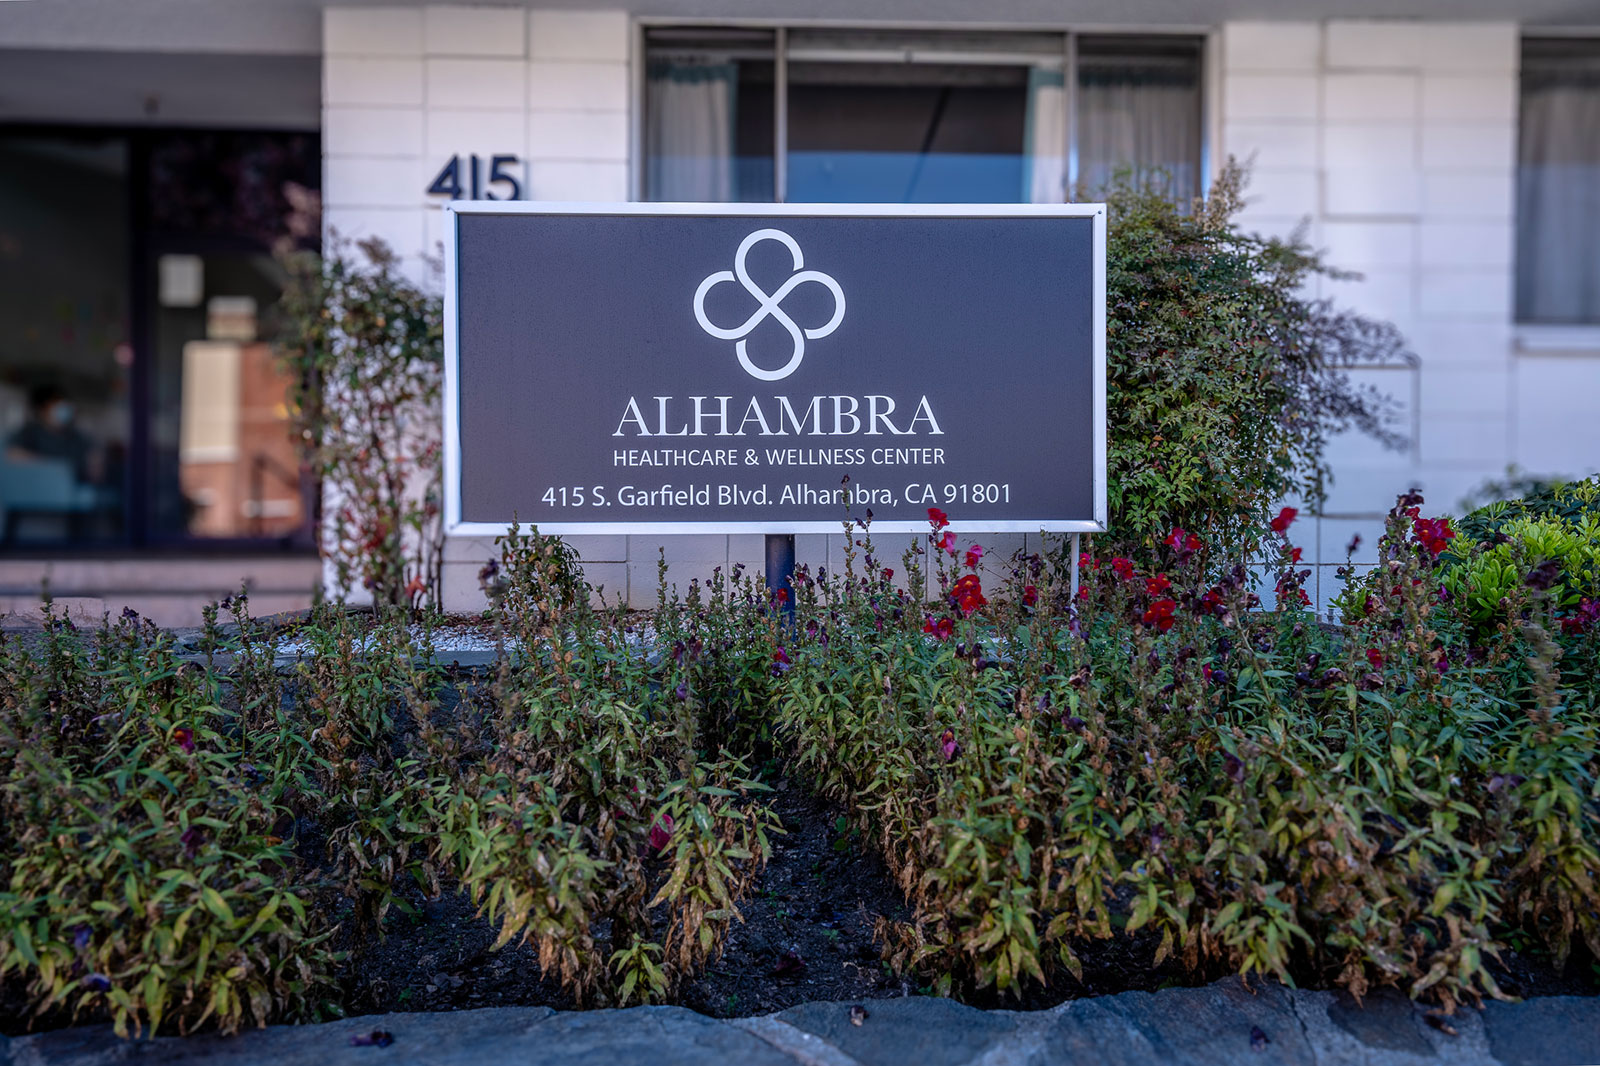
[1452,472,1600,549]
[1103,164,1407,553]
[777,502,1598,1009]
[3,495,1596,1034]
[0,608,337,1037]
[276,217,445,611]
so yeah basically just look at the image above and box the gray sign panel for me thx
[444,203,1105,535]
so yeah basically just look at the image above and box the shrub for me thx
[0,606,338,1037]
[2,495,1596,1034]
[1102,163,1408,553]
[276,214,445,612]
[778,502,1598,1009]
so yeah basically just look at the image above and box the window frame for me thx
[630,19,1213,206]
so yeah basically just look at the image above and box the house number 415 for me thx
[426,154,522,200]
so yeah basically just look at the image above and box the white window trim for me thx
[1515,324,1600,354]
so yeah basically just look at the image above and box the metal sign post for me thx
[765,533,795,622]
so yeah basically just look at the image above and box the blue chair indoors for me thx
[0,455,100,544]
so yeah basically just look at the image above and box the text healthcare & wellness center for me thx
[1,0,1597,618]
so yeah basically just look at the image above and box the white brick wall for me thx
[315,12,1600,612]
[1222,17,1599,613]
[321,4,628,286]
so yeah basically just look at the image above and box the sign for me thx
[443,203,1106,535]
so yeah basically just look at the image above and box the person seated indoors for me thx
[5,383,102,484]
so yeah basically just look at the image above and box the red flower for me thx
[923,615,955,640]
[952,573,987,616]
[1141,599,1177,632]
[404,575,427,600]
[1164,528,1204,555]
[1412,516,1457,557]
[1111,557,1136,580]
[648,814,675,853]
[1197,587,1224,616]
[1146,574,1171,596]
[964,544,985,569]
[881,567,894,581]
[927,507,949,530]
[1270,507,1298,533]
[1366,649,1384,670]
[1022,584,1039,607]
[1289,546,1303,563]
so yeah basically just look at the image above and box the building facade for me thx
[1,0,1597,619]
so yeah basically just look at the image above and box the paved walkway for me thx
[3,977,1596,1066]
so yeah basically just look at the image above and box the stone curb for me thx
[2,978,1596,1066]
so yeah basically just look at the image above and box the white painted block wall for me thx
[322,9,1600,614]
[1222,18,1600,614]
[321,5,1025,610]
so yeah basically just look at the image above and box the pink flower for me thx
[940,729,960,762]
[648,814,675,852]
[172,727,195,755]
[964,544,984,569]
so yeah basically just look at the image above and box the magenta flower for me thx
[648,813,675,853]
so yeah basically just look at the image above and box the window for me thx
[642,27,1205,205]
[0,127,317,549]
[1518,38,1600,325]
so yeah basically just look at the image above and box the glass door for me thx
[0,135,132,547]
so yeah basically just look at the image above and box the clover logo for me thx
[692,228,846,382]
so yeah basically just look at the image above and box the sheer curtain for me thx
[1022,67,1066,204]
[645,61,737,202]
[1075,51,1201,201]
[1517,44,1600,324]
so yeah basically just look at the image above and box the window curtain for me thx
[1075,63,1200,200]
[1517,63,1600,324]
[1022,67,1066,204]
[645,60,737,202]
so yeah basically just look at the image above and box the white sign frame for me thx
[442,200,1107,537]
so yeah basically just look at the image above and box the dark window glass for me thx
[785,29,1061,204]
[0,136,131,546]
[145,130,316,541]
[0,127,316,549]
[786,61,1032,203]
[147,131,318,245]
[1517,38,1600,325]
